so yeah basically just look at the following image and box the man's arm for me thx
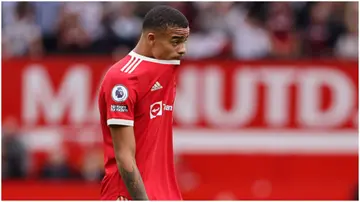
[110,125,148,200]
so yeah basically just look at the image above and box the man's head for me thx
[142,5,190,60]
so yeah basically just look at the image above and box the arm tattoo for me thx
[119,162,148,200]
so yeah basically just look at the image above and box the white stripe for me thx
[18,129,358,154]
[107,118,134,126]
[121,56,135,72]
[127,59,142,74]
[123,58,139,73]
[173,129,358,154]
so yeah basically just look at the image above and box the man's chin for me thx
[172,56,183,60]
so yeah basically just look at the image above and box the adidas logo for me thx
[151,81,163,91]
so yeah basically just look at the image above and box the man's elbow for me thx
[115,151,135,171]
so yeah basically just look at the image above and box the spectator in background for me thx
[40,149,74,179]
[110,2,142,47]
[194,2,232,32]
[57,2,104,54]
[302,2,335,57]
[2,117,28,179]
[184,2,232,59]
[99,2,144,57]
[61,2,104,42]
[56,10,91,53]
[167,2,197,29]
[230,3,271,59]
[335,2,358,59]
[2,2,43,58]
[266,2,300,58]
[103,2,142,54]
[33,2,62,54]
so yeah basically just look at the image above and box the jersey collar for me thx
[129,51,181,65]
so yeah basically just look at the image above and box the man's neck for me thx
[133,36,154,59]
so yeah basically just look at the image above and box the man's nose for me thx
[177,43,186,55]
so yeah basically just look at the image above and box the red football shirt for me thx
[98,51,182,200]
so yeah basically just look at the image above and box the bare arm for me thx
[110,125,148,200]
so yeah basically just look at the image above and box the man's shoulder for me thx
[105,56,138,78]
[102,58,140,92]
[109,55,155,77]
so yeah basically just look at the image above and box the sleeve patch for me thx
[111,84,129,102]
[110,105,129,112]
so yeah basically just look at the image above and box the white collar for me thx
[129,51,180,65]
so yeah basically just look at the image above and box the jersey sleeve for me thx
[104,75,138,126]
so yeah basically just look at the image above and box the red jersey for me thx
[98,51,182,200]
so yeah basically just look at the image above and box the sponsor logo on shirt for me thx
[164,104,173,111]
[150,101,163,119]
[150,101,173,119]
[110,105,128,112]
[151,81,163,91]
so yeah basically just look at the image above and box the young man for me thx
[98,5,190,200]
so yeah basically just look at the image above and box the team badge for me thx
[111,85,128,102]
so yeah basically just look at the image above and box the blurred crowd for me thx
[2,1,358,60]
[2,117,105,182]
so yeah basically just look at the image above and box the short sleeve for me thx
[104,75,138,126]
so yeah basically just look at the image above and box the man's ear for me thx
[146,32,156,46]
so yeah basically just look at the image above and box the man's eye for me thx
[172,41,179,45]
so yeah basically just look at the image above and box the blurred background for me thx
[1,1,358,200]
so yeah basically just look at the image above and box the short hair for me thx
[142,5,189,31]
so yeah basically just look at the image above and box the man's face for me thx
[149,26,190,60]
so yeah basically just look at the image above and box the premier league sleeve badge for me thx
[111,84,129,102]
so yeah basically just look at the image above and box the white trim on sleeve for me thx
[107,118,134,126]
